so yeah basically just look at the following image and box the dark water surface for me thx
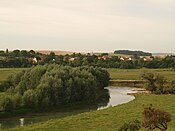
[0,87,136,130]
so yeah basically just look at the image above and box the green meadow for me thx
[7,94,175,131]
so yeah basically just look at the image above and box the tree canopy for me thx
[0,65,110,111]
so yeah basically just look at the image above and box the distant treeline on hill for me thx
[114,50,152,56]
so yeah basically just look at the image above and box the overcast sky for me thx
[0,0,175,53]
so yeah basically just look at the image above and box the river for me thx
[0,87,136,130]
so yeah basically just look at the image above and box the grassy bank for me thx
[7,94,175,131]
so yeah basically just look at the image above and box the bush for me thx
[141,71,175,94]
[118,119,141,131]
[1,95,15,111]
[141,72,167,94]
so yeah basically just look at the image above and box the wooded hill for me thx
[114,50,152,56]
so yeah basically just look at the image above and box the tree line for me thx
[0,65,110,112]
[0,49,175,69]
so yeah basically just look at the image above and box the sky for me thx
[0,0,175,53]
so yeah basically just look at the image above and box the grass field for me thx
[7,94,175,131]
[0,68,27,82]
[107,68,175,81]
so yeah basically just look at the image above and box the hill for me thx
[114,50,152,56]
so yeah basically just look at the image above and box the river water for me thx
[0,87,136,130]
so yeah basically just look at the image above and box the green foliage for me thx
[1,65,109,111]
[1,95,15,111]
[118,120,141,131]
[141,71,175,94]
[22,90,38,108]
[13,93,22,108]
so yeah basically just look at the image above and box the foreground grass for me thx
[8,94,175,131]
[108,68,175,81]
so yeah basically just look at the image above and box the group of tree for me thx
[114,50,152,56]
[141,71,175,94]
[0,65,110,112]
[0,49,42,68]
[0,49,175,69]
[119,105,172,131]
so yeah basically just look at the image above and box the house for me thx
[98,56,110,60]
[143,57,154,61]
[120,57,127,61]
[128,57,132,61]
[32,58,38,63]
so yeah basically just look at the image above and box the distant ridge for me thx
[114,50,152,56]
[36,50,75,55]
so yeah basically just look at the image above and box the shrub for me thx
[118,119,141,131]
[142,105,172,131]
[141,72,167,94]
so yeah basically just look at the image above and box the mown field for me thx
[7,94,175,131]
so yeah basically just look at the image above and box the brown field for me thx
[36,50,76,55]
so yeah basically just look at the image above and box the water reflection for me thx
[98,87,135,110]
[19,118,24,127]
[0,87,135,130]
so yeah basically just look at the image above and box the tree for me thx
[20,50,28,57]
[141,72,167,94]
[142,105,172,131]
[12,49,20,57]
[6,49,9,54]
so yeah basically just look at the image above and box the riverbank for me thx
[7,94,175,131]
[109,80,146,87]
[0,87,136,129]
